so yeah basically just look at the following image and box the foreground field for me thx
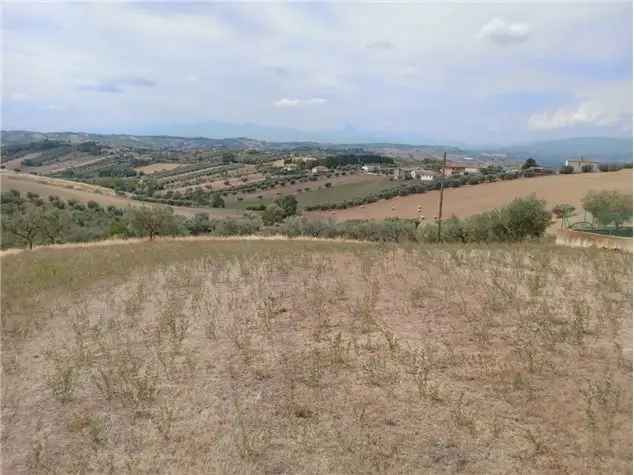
[309,169,633,222]
[2,238,631,473]
[0,172,241,218]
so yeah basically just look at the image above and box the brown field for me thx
[1,238,631,473]
[0,172,241,218]
[134,163,183,174]
[309,170,633,222]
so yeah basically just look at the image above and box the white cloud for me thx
[478,18,531,45]
[274,97,327,108]
[528,102,622,130]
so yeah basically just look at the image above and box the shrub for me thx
[262,204,286,225]
[418,196,551,243]
[211,194,225,208]
[274,195,298,218]
[501,195,552,240]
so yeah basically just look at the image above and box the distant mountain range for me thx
[487,137,633,166]
[1,130,631,166]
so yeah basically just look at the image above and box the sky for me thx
[2,1,632,145]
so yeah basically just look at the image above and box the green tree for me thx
[262,204,286,225]
[129,206,178,240]
[39,208,71,244]
[582,190,633,228]
[1,203,44,249]
[521,158,538,170]
[186,213,211,235]
[211,194,225,208]
[274,195,298,218]
[502,195,551,239]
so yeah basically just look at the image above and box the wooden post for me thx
[437,152,447,241]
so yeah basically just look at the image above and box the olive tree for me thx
[582,190,633,228]
[1,203,44,249]
[129,206,178,240]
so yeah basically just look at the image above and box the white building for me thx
[565,159,599,173]
[311,165,330,175]
[411,169,439,181]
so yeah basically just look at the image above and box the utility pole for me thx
[437,151,447,241]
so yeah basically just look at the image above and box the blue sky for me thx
[2,2,632,145]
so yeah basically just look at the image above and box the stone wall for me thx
[555,228,633,253]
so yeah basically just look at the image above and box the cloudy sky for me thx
[2,2,632,145]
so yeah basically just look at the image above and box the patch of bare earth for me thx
[2,241,631,473]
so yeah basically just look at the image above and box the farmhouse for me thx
[361,164,379,173]
[438,161,481,176]
[565,159,599,173]
[311,165,330,175]
[410,168,439,181]
[393,167,411,180]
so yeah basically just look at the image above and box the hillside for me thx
[2,238,631,473]
[0,171,241,218]
[312,169,633,223]
[4,131,631,166]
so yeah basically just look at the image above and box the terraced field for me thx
[0,172,241,218]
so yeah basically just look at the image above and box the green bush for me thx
[417,196,551,243]
[582,190,632,228]
[262,204,286,225]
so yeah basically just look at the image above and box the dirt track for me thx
[308,170,633,221]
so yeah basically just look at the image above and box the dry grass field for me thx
[134,163,183,175]
[309,170,633,222]
[2,238,631,473]
[0,172,241,218]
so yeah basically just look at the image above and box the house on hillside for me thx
[440,163,467,176]
[393,167,411,180]
[565,159,599,173]
[411,169,439,181]
[311,165,330,175]
[361,164,379,173]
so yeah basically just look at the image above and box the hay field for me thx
[2,238,631,473]
[309,170,633,222]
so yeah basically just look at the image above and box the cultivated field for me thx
[134,163,182,174]
[225,173,393,210]
[0,172,241,218]
[310,170,633,222]
[2,238,631,473]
